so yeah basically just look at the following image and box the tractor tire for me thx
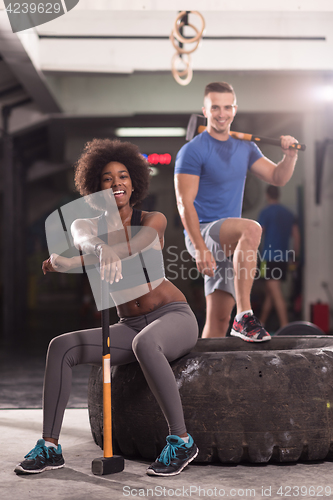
[88,336,333,463]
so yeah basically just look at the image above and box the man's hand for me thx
[42,254,73,274]
[195,246,217,278]
[97,244,123,284]
[280,135,299,159]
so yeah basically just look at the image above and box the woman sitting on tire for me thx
[15,138,199,477]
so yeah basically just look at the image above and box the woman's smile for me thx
[101,161,133,208]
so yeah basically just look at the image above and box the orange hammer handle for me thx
[229,131,253,142]
[103,353,113,458]
[230,131,306,151]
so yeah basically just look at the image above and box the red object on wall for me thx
[146,153,172,165]
[311,303,330,333]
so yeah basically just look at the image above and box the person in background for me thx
[258,185,300,329]
[174,81,299,341]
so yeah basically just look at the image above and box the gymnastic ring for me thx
[172,66,193,86]
[171,53,193,86]
[171,52,191,76]
[173,11,205,45]
[171,53,192,79]
[173,11,205,44]
[170,23,201,55]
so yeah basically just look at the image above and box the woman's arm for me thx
[70,218,122,283]
[96,212,166,283]
[112,211,167,255]
[71,218,104,255]
[70,212,166,283]
[42,253,99,274]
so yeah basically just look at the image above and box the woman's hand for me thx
[97,244,123,284]
[42,254,73,275]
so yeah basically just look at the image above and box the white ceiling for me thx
[0,1,331,75]
[0,0,333,124]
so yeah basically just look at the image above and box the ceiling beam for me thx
[0,11,62,113]
[72,0,333,12]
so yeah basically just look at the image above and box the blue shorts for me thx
[185,219,236,299]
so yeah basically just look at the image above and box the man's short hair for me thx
[204,82,236,99]
[266,185,280,200]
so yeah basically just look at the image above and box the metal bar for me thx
[38,35,326,41]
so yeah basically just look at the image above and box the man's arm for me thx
[250,135,299,186]
[174,173,216,277]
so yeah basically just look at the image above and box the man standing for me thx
[174,82,299,341]
[258,185,300,329]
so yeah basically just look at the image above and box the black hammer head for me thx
[92,455,125,475]
[186,114,207,141]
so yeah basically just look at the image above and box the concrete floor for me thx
[1,408,333,500]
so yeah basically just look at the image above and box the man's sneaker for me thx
[147,434,198,476]
[14,439,65,474]
[230,314,271,342]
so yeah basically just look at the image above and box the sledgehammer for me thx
[186,114,306,151]
[91,278,125,475]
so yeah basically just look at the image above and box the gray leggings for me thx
[43,302,198,439]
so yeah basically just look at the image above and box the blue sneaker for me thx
[14,439,65,474]
[147,434,198,476]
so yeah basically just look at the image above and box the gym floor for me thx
[2,408,333,500]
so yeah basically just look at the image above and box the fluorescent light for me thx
[322,85,333,102]
[314,85,333,102]
[115,127,186,137]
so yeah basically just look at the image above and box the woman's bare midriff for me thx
[117,278,187,318]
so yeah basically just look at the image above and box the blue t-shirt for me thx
[258,204,296,261]
[174,131,263,223]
